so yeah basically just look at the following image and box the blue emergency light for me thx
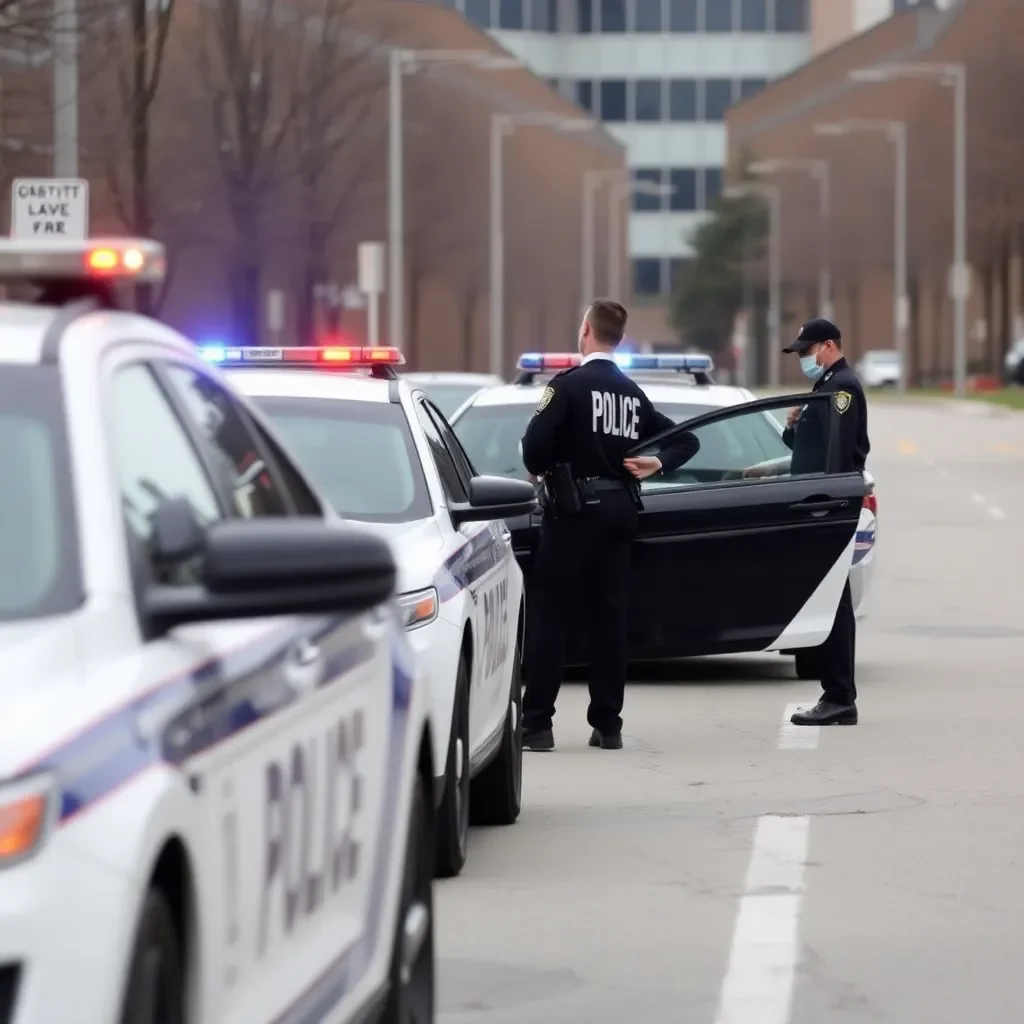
[514,351,714,384]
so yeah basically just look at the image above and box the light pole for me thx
[53,0,79,176]
[816,119,909,391]
[749,158,832,319]
[489,114,595,377]
[607,178,675,298]
[388,49,519,355]
[582,169,626,312]
[851,62,967,397]
[726,182,782,388]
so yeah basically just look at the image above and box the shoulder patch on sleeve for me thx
[534,386,555,415]
[833,390,853,414]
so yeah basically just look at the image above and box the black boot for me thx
[790,701,858,726]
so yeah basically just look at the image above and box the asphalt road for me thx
[435,397,1024,1024]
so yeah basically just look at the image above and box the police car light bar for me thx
[514,351,715,384]
[0,238,166,284]
[199,344,406,374]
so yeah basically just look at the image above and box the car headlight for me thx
[396,587,439,631]
[0,772,57,868]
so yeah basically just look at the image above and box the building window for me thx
[704,0,733,31]
[668,0,697,31]
[599,0,627,31]
[576,79,594,111]
[669,78,697,121]
[634,79,664,122]
[634,0,663,31]
[738,76,768,99]
[600,79,627,121]
[774,0,808,31]
[669,168,698,211]
[703,78,735,120]
[498,0,524,28]
[632,168,665,211]
[465,0,492,27]
[577,0,593,32]
[633,258,663,297]
[529,0,554,28]
[702,167,723,208]
[669,257,693,292]
[739,0,768,31]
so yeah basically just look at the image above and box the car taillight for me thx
[862,492,877,515]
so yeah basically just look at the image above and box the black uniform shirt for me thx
[782,357,870,474]
[520,354,699,479]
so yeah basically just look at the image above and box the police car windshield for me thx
[251,397,432,524]
[453,400,720,480]
[412,384,483,419]
[0,366,81,623]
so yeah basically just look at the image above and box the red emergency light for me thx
[516,352,581,372]
[199,345,406,374]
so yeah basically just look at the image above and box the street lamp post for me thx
[815,119,909,391]
[388,49,519,355]
[850,62,967,397]
[490,114,595,377]
[749,158,832,319]
[607,178,675,298]
[582,169,626,312]
[726,182,782,388]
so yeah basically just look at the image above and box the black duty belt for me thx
[578,477,631,492]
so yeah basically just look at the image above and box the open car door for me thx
[612,391,867,659]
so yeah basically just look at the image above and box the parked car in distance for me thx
[855,349,902,388]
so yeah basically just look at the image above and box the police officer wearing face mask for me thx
[781,317,870,726]
[519,300,700,752]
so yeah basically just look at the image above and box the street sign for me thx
[11,178,89,239]
[358,242,385,295]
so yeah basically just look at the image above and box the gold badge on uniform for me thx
[534,386,555,414]
[833,390,852,414]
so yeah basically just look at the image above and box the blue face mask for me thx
[800,353,824,381]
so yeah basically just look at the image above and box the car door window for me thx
[424,401,477,483]
[160,363,291,517]
[107,363,222,585]
[243,410,324,516]
[633,394,836,493]
[415,400,468,503]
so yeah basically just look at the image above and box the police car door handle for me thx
[789,498,848,514]
[284,638,323,692]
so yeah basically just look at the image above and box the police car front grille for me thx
[0,964,19,1023]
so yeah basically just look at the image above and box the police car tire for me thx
[434,656,470,879]
[469,640,523,827]
[794,648,821,680]
[119,889,185,1024]
[382,777,435,1023]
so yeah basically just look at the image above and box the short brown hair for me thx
[586,300,628,346]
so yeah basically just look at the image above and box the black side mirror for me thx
[449,475,538,526]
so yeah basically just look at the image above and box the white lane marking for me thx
[971,493,985,505]
[714,815,811,1024]
[779,703,819,750]
[990,506,1007,520]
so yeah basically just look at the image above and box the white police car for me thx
[450,352,877,676]
[400,372,505,420]
[203,346,536,878]
[0,238,436,1023]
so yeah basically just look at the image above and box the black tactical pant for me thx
[820,579,857,705]
[523,487,639,736]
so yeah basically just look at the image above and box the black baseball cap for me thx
[783,317,842,353]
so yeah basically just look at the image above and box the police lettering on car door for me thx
[481,577,509,679]
[591,391,640,439]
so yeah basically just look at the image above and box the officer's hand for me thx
[786,407,801,428]
[623,456,662,480]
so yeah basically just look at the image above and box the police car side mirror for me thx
[449,475,538,526]
[142,518,397,636]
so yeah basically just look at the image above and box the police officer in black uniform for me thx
[519,300,700,752]
[781,318,870,726]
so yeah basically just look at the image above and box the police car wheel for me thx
[794,648,821,680]
[434,656,470,878]
[383,778,435,1024]
[119,889,185,1024]
[470,639,523,826]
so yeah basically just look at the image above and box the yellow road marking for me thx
[896,438,918,455]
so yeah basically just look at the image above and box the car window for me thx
[634,397,833,492]
[413,384,483,419]
[415,400,468,503]
[243,412,324,516]
[107,363,222,585]
[160,364,290,518]
[252,396,432,524]
[0,365,81,621]
[451,399,721,482]
[424,401,476,483]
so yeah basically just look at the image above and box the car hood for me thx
[344,518,445,595]
[0,616,82,776]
